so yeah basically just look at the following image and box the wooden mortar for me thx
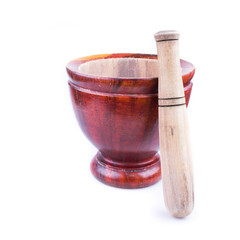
[67,53,195,189]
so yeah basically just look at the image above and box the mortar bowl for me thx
[67,53,195,188]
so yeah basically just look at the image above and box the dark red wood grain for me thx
[67,53,195,188]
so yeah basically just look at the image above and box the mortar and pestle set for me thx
[67,31,194,218]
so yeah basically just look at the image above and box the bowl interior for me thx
[78,58,159,79]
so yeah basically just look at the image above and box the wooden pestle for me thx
[154,30,194,218]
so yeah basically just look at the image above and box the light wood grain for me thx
[154,30,194,218]
[78,58,158,78]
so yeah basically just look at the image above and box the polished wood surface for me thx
[67,53,195,188]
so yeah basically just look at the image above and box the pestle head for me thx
[154,30,180,42]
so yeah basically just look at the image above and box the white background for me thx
[1,0,240,239]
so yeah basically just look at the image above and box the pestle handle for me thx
[154,30,194,218]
